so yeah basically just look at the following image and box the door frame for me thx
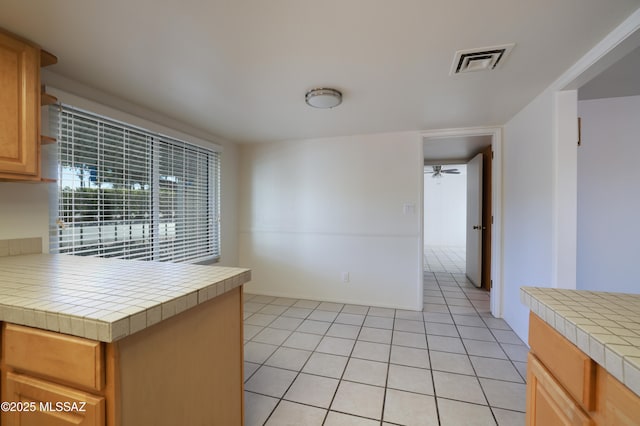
[420,126,503,317]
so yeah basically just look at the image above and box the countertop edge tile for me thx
[0,254,251,343]
[624,357,640,396]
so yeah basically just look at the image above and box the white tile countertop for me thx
[0,254,250,342]
[521,287,640,397]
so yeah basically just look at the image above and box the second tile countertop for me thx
[521,287,640,397]
[0,254,250,342]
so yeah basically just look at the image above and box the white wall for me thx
[502,89,557,341]
[0,183,50,251]
[239,132,424,310]
[553,91,578,290]
[577,95,640,293]
[0,71,240,266]
[499,6,640,341]
[424,165,466,247]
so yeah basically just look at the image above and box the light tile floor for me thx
[243,248,527,425]
[424,246,466,274]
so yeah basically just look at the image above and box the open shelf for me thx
[41,92,57,106]
[40,50,58,67]
[40,135,56,145]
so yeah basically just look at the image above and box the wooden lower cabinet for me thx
[3,323,104,392]
[1,286,244,426]
[597,368,640,426]
[527,312,640,426]
[527,353,593,426]
[4,372,105,426]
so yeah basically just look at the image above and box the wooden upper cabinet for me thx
[0,29,56,181]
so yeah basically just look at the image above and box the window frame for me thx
[48,98,222,264]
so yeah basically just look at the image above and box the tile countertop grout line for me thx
[520,286,640,397]
[0,253,251,343]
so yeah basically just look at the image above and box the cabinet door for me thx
[526,353,594,426]
[2,372,104,426]
[601,371,640,426]
[0,31,40,178]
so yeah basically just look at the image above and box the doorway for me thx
[423,163,467,274]
[573,44,640,293]
[420,128,503,317]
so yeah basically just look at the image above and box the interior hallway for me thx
[242,246,528,425]
[424,246,466,274]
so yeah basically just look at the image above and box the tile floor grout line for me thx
[457,268,528,418]
[378,309,398,425]
[320,305,373,425]
[248,317,528,382]
[273,300,353,425]
[244,247,527,425]
[443,272,500,425]
[483,317,529,383]
[279,301,349,422]
[425,247,527,422]
[249,300,324,425]
[428,271,493,422]
[245,296,528,423]
[420,283,442,426]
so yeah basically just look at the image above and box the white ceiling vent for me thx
[450,43,515,75]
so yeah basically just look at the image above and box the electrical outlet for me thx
[341,272,350,283]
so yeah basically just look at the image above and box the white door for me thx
[466,153,483,287]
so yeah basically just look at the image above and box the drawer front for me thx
[3,323,104,391]
[527,353,594,426]
[528,312,596,411]
[3,372,105,426]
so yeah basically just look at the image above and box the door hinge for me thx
[491,150,494,159]
[577,117,582,146]
[490,280,493,289]
[491,215,494,224]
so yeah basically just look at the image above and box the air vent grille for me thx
[450,44,515,75]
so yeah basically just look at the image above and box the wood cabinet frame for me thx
[527,312,640,426]
[1,286,244,426]
[0,28,57,182]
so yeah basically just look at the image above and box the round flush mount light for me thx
[305,88,342,109]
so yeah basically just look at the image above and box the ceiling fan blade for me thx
[442,170,460,174]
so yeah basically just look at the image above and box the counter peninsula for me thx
[0,254,250,426]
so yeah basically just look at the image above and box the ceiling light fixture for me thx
[305,88,342,109]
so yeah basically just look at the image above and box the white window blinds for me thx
[51,105,220,263]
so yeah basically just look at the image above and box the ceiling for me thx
[578,45,640,100]
[1,1,639,144]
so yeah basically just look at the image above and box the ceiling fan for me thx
[425,165,461,178]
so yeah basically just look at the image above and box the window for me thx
[50,105,220,263]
